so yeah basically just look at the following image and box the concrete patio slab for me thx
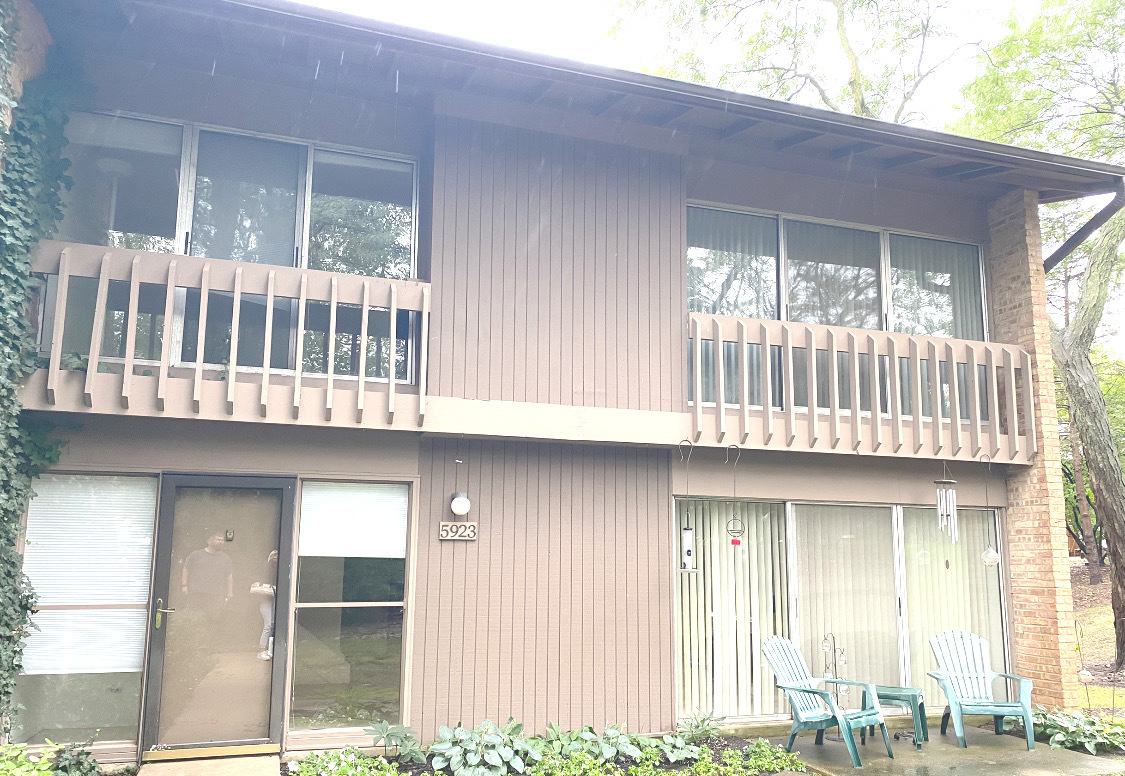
[775,729,1125,776]
[138,755,279,776]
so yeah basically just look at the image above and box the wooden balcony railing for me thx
[688,313,1037,464]
[23,241,431,428]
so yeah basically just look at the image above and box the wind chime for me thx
[980,454,1001,566]
[935,461,958,544]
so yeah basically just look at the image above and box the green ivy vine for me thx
[0,0,72,728]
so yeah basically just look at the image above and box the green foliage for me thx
[652,733,698,764]
[428,719,544,776]
[678,713,725,744]
[293,747,401,776]
[365,721,426,764]
[0,20,73,728]
[44,743,99,776]
[688,744,804,776]
[0,744,53,776]
[741,740,804,774]
[624,748,661,776]
[530,752,620,776]
[623,0,961,123]
[539,724,644,762]
[1032,707,1125,755]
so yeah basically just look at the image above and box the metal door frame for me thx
[140,473,296,759]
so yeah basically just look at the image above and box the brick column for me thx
[987,189,1079,709]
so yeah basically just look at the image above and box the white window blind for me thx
[24,475,157,606]
[298,482,408,558]
[21,475,156,676]
[22,610,147,674]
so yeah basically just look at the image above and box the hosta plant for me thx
[365,721,427,764]
[540,724,643,762]
[429,719,543,776]
[679,714,725,745]
[1032,707,1125,754]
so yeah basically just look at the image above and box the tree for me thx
[959,0,1125,667]
[624,0,971,123]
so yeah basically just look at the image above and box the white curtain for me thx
[903,508,1006,703]
[676,499,788,718]
[794,504,900,707]
[890,235,984,341]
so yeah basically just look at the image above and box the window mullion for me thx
[778,216,789,321]
[299,145,314,270]
[880,230,892,332]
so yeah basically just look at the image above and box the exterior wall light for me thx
[450,492,471,517]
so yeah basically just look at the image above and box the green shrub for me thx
[539,725,643,762]
[741,739,804,774]
[530,752,621,776]
[625,748,660,776]
[0,744,54,776]
[429,719,543,776]
[46,743,100,776]
[679,715,725,745]
[1032,707,1125,754]
[365,721,426,764]
[293,747,399,776]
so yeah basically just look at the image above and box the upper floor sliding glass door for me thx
[685,205,987,342]
[56,112,418,279]
[48,113,420,381]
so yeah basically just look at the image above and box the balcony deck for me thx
[22,242,1038,465]
[688,313,1036,465]
[24,241,430,430]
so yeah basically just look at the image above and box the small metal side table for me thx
[862,685,929,751]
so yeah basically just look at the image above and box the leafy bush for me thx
[530,752,620,776]
[293,747,400,776]
[625,748,661,776]
[741,739,804,774]
[1032,707,1125,754]
[539,725,643,762]
[687,744,803,776]
[679,714,725,745]
[46,743,100,776]
[365,721,426,764]
[653,733,699,764]
[0,744,54,776]
[429,719,543,776]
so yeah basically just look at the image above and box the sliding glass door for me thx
[793,504,900,706]
[675,500,1006,721]
[676,499,789,719]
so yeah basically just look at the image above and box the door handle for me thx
[154,597,176,629]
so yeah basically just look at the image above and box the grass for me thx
[1078,603,1116,667]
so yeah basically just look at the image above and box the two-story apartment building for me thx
[11,0,1119,764]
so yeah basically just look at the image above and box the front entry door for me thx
[142,475,295,759]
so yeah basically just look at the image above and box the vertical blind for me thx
[890,235,984,340]
[676,499,789,719]
[687,207,779,320]
[21,475,156,674]
[785,221,882,330]
[903,508,1006,702]
[794,504,900,706]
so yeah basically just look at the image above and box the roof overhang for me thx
[34,0,1125,204]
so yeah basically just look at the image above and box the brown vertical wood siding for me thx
[411,438,675,741]
[429,117,687,411]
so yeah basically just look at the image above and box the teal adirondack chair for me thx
[762,636,894,769]
[928,631,1034,750]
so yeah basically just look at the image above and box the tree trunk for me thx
[1058,342,1125,668]
[1072,435,1102,584]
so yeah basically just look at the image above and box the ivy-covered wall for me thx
[0,0,69,727]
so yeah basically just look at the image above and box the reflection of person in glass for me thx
[256,550,279,661]
[182,531,233,615]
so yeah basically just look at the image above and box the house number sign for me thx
[439,521,478,540]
